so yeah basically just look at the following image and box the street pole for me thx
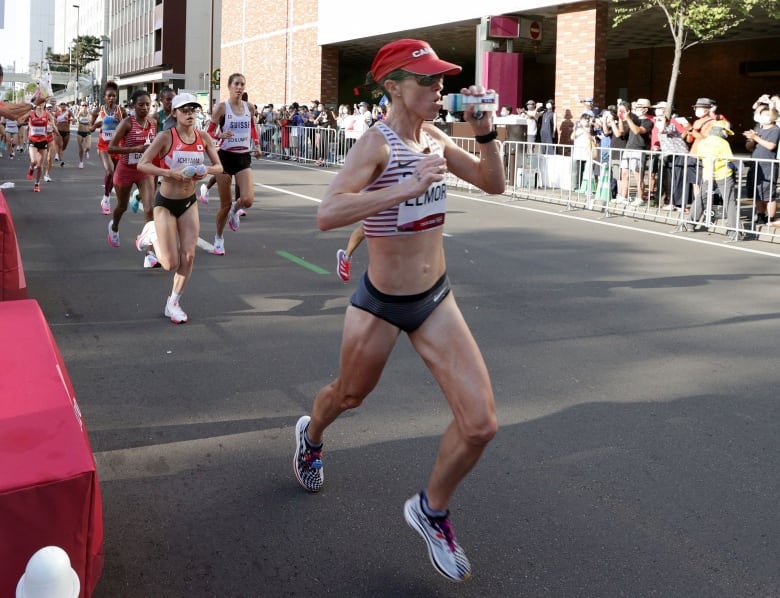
[73,4,80,103]
[208,0,214,114]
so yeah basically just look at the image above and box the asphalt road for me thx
[3,139,779,598]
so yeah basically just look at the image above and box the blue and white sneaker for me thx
[403,493,472,582]
[293,415,323,492]
[130,189,141,213]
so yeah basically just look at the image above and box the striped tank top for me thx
[120,115,155,167]
[362,122,446,237]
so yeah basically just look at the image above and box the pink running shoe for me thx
[336,249,351,282]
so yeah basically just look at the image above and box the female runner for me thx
[43,104,61,182]
[55,101,74,167]
[137,93,222,323]
[292,39,504,582]
[106,89,157,267]
[91,81,125,215]
[205,73,261,255]
[75,101,92,168]
[5,116,19,158]
[25,103,55,192]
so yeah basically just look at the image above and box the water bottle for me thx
[181,165,197,178]
[441,93,499,119]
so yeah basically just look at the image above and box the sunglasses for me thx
[176,106,197,114]
[410,74,443,86]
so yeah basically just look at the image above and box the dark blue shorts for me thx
[350,272,451,333]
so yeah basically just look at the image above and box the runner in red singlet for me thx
[137,93,222,324]
[25,104,54,192]
[106,89,157,266]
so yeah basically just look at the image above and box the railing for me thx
[498,140,780,243]
[256,123,780,243]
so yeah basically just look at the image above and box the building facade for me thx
[216,0,780,137]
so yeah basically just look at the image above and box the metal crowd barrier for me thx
[259,124,350,166]
[498,139,780,243]
[253,123,780,244]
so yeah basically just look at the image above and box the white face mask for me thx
[759,114,773,125]
[655,110,665,117]
[695,107,707,118]
[545,103,552,109]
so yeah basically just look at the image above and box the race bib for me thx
[397,181,447,232]
[30,126,46,137]
[101,129,115,142]
[128,152,143,165]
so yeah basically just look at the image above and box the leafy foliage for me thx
[611,0,780,114]
[613,0,780,50]
[71,35,104,71]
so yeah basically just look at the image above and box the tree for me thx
[71,35,103,72]
[45,49,73,74]
[612,0,780,116]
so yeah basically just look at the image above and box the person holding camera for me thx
[523,100,540,150]
[617,98,653,206]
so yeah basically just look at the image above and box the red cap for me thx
[370,39,462,82]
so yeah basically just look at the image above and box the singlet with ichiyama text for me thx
[362,122,447,237]
[163,127,205,172]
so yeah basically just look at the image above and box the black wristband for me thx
[474,130,497,144]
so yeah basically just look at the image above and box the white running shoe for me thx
[135,220,157,252]
[212,236,225,255]
[404,493,472,582]
[43,174,52,182]
[143,252,160,268]
[100,195,111,215]
[228,203,240,232]
[85,149,90,160]
[237,208,247,217]
[198,183,209,205]
[164,296,188,324]
[107,221,120,248]
[78,161,84,169]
